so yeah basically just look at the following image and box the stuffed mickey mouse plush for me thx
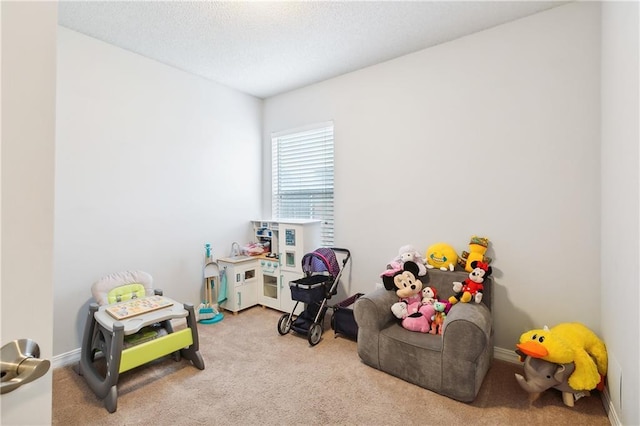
[449,260,492,305]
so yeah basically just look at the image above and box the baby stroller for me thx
[277,247,351,346]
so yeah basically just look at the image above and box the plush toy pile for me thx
[379,239,491,333]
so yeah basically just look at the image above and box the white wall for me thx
[263,2,601,351]
[601,2,639,425]
[54,27,263,355]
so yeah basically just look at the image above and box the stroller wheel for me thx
[277,313,292,335]
[308,323,323,346]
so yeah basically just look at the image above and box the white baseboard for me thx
[602,387,622,426]
[493,346,521,364]
[52,348,80,369]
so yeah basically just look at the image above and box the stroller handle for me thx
[328,247,351,266]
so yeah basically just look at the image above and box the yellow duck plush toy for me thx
[516,322,607,391]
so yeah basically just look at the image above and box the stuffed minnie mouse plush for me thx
[389,261,435,333]
[449,260,492,305]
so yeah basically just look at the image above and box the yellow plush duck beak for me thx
[516,339,549,358]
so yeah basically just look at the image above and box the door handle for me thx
[1,339,50,394]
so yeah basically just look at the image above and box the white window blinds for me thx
[272,122,334,247]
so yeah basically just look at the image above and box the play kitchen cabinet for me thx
[217,256,258,314]
[251,219,321,273]
[278,221,321,273]
[219,219,321,314]
[278,270,305,313]
[257,256,279,309]
[253,219,321,312]
[257,257,302,314]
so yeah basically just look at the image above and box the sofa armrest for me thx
[353,287,398,369]
[353,287,397,331]
[441,302,493,401]
[442,302,492,359]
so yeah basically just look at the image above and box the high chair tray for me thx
[94,296,187,335]
[104,295,173,320]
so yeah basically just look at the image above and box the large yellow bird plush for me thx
[516,322,607,391]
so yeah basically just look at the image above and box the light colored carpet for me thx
[53,305,609,425]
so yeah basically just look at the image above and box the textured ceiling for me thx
[58,1,568,99]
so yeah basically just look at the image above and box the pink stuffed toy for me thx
[390,261,434,333]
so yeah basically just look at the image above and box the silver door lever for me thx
[1,339,50,394]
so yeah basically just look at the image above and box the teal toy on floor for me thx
[199,260,224,324]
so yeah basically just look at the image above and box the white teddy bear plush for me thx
[396,244,427,276]
[421,286,437,305]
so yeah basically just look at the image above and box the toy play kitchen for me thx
[216,219,320,314]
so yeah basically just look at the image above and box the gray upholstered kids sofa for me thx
[353,268,493,402]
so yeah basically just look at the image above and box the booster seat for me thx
[90,270,170,347]
[79,270,204,412]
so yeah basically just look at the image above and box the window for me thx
[272,122,334,246]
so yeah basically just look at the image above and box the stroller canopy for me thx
[302,248,340,278]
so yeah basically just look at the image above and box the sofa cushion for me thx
[380,324,444,351]
[379,324,444,390]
